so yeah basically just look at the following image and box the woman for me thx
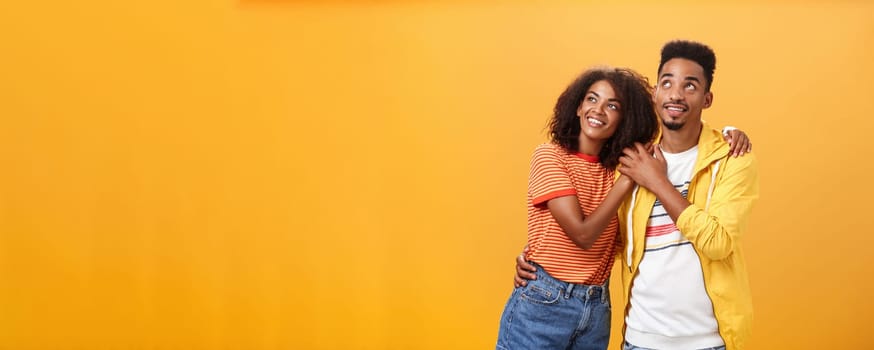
[496,67,659,350]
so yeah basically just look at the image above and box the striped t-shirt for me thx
[526,143,618,285]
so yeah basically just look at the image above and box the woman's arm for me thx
[546,174,634,250]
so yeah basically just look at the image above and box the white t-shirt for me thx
[625,145,724,349]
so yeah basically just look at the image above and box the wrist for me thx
[649,177,675,196]
[616,174,632,186]
[617,178,634,194]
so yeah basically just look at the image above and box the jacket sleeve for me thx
[676,153,759,260]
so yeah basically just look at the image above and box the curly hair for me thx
[548,67,659,169]
[658,40,716,91]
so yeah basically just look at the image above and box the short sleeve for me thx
[529,144,577,206]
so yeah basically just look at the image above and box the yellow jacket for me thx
[617,122,759,350]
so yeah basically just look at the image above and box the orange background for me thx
[1,0,872,349]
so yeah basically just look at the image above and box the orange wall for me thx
[1,1,872,349]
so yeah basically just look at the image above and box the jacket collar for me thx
[655,120,730,174]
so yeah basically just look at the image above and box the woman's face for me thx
[576,79,623,142]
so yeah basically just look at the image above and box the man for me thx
[615,40,759,350]
[516,41,759,350]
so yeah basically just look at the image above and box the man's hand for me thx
[514,246,537,288]
[724,128,752,157]
[618,143,670,191]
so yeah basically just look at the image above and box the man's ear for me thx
[704,91,713,109]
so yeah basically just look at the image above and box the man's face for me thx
[653,58,713,131]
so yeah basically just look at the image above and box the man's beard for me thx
[662,119,685,131]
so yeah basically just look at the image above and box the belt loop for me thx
[564,283,574,299]
[601,280,609,303]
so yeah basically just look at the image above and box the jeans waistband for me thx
[531,262,608,302]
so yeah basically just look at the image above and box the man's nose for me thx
[668,86,683,101]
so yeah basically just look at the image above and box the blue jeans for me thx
[622,341,726,350]
[497,263,610,350]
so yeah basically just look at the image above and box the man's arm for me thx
[514,247,536,287]
[619,143,759,260]
[618,143,689,219]
[674,154,759,260]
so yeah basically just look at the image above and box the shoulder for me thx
[530,143,573,176]
[534,142,563,153]
[532,143,569,159]
[721,152,758,176]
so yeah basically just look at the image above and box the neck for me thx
[660,119,702,153]
[578,138,603,156]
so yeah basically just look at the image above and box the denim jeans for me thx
[622,341,726,350]
[497,263,610,350]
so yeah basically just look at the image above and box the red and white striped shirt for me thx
[526,143,618,284]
